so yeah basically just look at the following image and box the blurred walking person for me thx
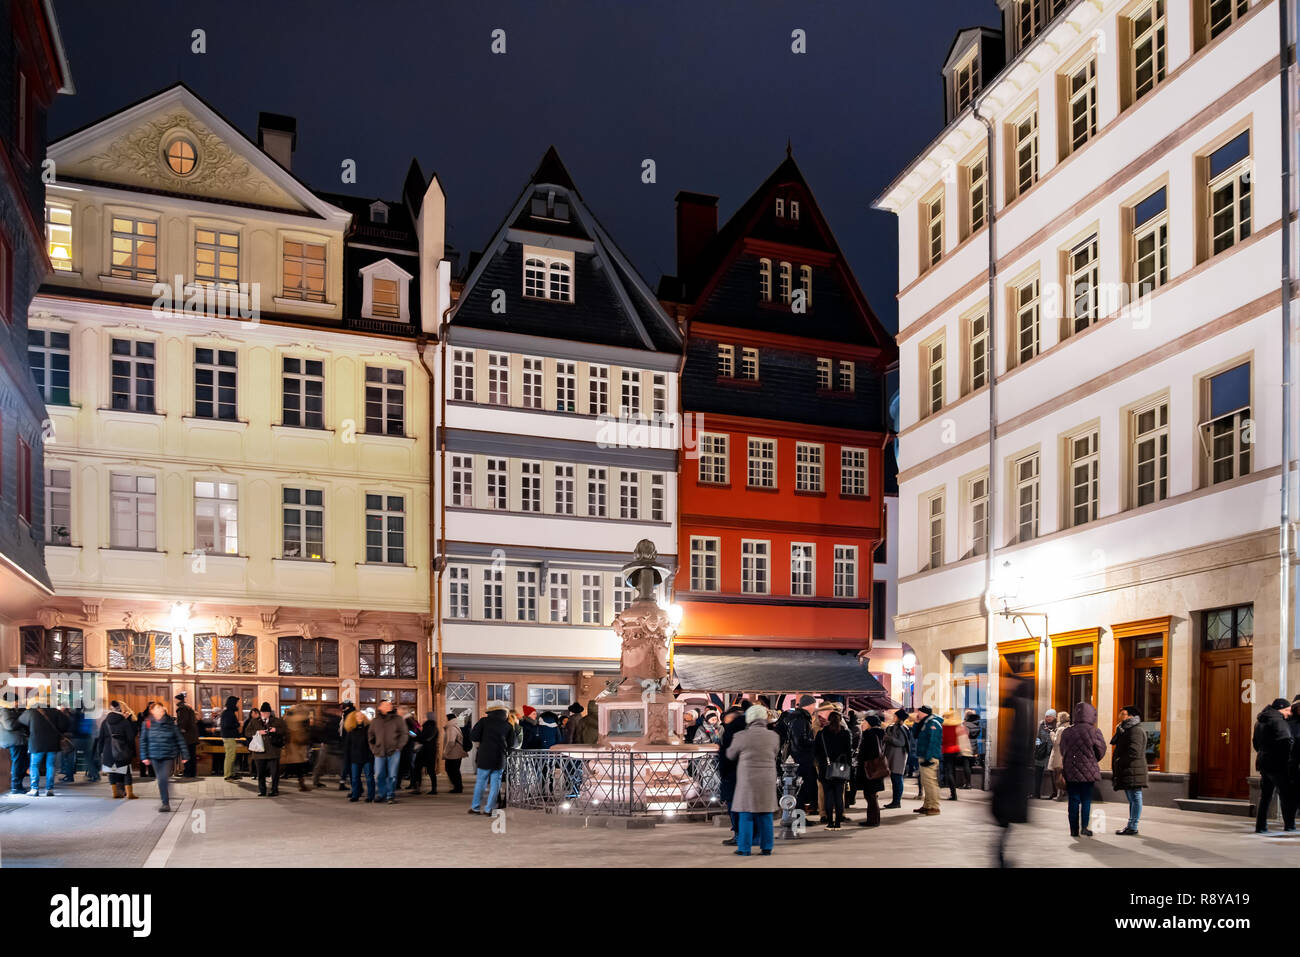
[174,693,200,778]
[725,704,780,856]
[941,709,970,799]
[138,702,189,812]
[0,692,29,795]
[219,696,243,781]
[1110,705,1149,835]
[717,705,746,846]
[408,712,440,795]
[1252,697,1296,834]
[1057,701,1106,839]
[1048,710,1070,801]
[991,675,1034,866]
[93,701,138,799]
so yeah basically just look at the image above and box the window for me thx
[740,348,759,381]
[450,455,473,507]
[448,566,470,619]
[194,348,237,420]
[587,467,607,517]
[548,571,570,623]
[838,360,855,393]
[652,374,668,421]
[110,217,158,282]
[923,191,944,269]
[967,473,989,558]
[1067,429,1100,527]
[554,464,575,515]
[45,468,71,545]
[817,357,832,390]
[1065,234,1100,335]
[110,474,157,550]
[775,198,785,217]
[965,313,988,394]
[522,250,574,302]
[452,349,475,402]
[524,257,546,298]
[747,438,776,488]
[556,361,577,412]
[282,240,326,302]
[833,545,858,597]
[789,200,800,221]
[487,458,508,509]
[759,258,772,302]
[483,566,504,619]
[717,345,734,379]
[520,461,542,513]
[365,366,405,436]
[1012,452,1040,543]
[1065,58,1098,154]
[1011,277,1040,367]
[841,448,868,497]
[873,580,887,640]
[282,356,324,429]
[46,206,73,271]
[778,262,792,304]
[1116,629,1165,768]
[359,640,418,679]
[1201,361,1251,484]
[619,470,640,519]
[370,202,388,225]
[522,357,543,409]
[1129,0,1167,104]
[954,52,979,113]
[621,369,641,418]
[195,633,256,674]
[1203,604,1253,650]
[528,685,574,709]
[110,338,156,413]
[107,630,172,671]
[651,474,666,521]
[488,353,510,406]
[799,265,812,308]
[365,493,405,564]
[358,688,416,715]
[581,573,604,623]
[1132,187,1169,297]
[20,626,84,669]
[588,365,609,415]
[166,137,197,175]
[699,433,729,484]
[194,228,240,287]
[791,543,815,596]
[1010,109,1039,200]
[1207,131,1252,256]
[925,492,945,570]
[282,487,324,560]
[923,335,944,416]
[516,570,538,621]
[1131,399,1169,507]
[965,153,988,237]
[1054,640,1097,712]
[487,683,514,707]
[1205,0,1250,41]
[195,481,238,554]
[370,278,400,318]
[613,581,636,615]
[28,329,70,405]
[741,540,770,594]
[795,443,823,492]
[690,537,720,592]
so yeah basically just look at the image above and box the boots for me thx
[110,783,124,799]
[124,785,139,799]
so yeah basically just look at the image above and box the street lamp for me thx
[901,651,917,709]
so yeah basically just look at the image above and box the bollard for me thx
[776,757,802,840]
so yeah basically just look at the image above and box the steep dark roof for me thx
[315,188,421,325]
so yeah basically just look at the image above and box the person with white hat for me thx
[468,701,513,816]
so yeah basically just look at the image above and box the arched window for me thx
[549,260,571,302]
[524,258,547,298]
[21,626,83,669]
[359,639,418,679]
[107,630,172,671]
[277,637,339,677]
[758,258,772,302]
[195,633,256,674]
[778,262,792,304]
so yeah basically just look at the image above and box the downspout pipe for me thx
[973,94,999,790]
[416,336,438,714]
[1281,0,1296,695]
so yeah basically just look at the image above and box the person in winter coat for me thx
[717,706,747,846]
[855,713,887,827]
[469,703,513,815]
[0,695,29,794]
[1252,697,1295,833]
[519,707,541,749]
[93,701,138,799]
[883,709,911,808]
[367,699,409,805]
[1033,708,1058,798]
[280,704,312,792]
[218,696,243,782]
[1057,701,1106,838]
[963,709,984,767]
[174,693,200,777]
[815,710,853,828]
[311,704,344,790]
[1289,694,1300,797]
[19,697,70,797]
[138,702,189,812]
[941,709,970,799]
[787,695,818,815]
[343,709,375,802]
[246,703,287,797]
[579,699,601,746]
[1110,705,1149,836]
[1047,710,1070,801]
[694,710,722,746]
[408,712,441,794]
[912,705,944,815]
[724,704,781,856]
[442,713,467,793]
[564,702,586,744]
[535,711,562,749]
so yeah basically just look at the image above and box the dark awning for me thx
[673,646,890,698]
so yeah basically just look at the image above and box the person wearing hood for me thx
[442,713,467,793]
[717,705,747,846]
[469,702,513,815]
[311,704,343,790]
[1047,710,1071,801]
[138,702,190,812]
[856,712,887,826]
[0,693,29,795]
[882,709,911,808]
[579,699,601,746]
[1252,697,1295,833]
[963,709,983,769]
[368,699,409,805]
[218,696,244,781]
[725,704,780,856]
[93,701,138,799]
[19,696,70,797]
[174,693,200,778]
[1033,708,1058,799]
[246,703,288,797]
[1110,705,1149,835]
[342,709,375,803]
[1057,701,1106,838]
[694,709,722,746]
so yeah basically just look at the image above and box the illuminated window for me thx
[282,240,326,302]
[46,206,73,271]
[282,486,324,560]
[195,228,240,287]
[166,137,198,176]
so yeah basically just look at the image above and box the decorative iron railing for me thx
[505,748,723,816]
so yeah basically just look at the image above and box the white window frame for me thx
[520,460,542,513]
[795,442,823,492]
[833,545,858,598]
[1066,234,1100,335]
[791,542,816,597]
[841,447,868,497]
[448,566,470,619]
[556,361,577,413]
[1066,428,1100,528]
[516,570,538,622]
[521,247,575,302]
[451,455,474,508]
[1131,0,1167,104]
[1012,276,1041,367]
[452,349,475,402]
[364,493,406,565]
[588,365,609,415]
[690,537,720,592]
[587,467,608,517]
[925,491,945,570]
[619,470,640,520]
[717,344,734,379]
[620,369,642,419]
[548,571,570,624]
[486,458,508,510]
[281,486,325,560]
[759,258,772,302]
[554,463,575,515]
[747,437,776,489]
[44,467,72,546]
[741,539,770,595]
[195,480,238,555]
[1130,398,1169,508]
[483,566,504,620]
[1066,57,1098,154]
[1012,452,1041,544]
[522,356,544,409]
[580,573,603,624]
[487,353,510,406]
[698,433,729,485]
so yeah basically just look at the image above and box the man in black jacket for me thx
[469,704,513,815]
[407,712,440,795]
[174,693,200,777]
[1253,698,1295,834]
[787,694,818,815]
[718,706,747,846]
[219,696,243,781]
[19,698,70,796]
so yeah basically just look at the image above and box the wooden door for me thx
[1197,649,1252,799]
[107,682,171,719]
[196,683,255,717]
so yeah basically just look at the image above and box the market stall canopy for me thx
[674,646,892,706]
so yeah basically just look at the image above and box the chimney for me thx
[257,112,297,170]
[675,190,718,280]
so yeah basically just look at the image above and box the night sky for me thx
[50,0,1001,334]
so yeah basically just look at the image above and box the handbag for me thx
[820,734,851,781]
[247,732,265,753]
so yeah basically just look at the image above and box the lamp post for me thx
[901,651,917,709]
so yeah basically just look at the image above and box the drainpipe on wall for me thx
[436,298,453,699]
[416,335,438,715]
[1281,0,1297,694]
[973,95,999,790]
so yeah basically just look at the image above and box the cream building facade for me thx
[875,0,1294,804]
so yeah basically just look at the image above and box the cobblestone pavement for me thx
[2,777,1296,867]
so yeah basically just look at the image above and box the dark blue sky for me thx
[51,0,1001,333]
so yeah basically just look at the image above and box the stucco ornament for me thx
[212,615,241,638]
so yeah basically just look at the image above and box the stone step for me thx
[1173,797,1255,817]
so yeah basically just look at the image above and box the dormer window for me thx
[521,246,574,302]
[789,200,800,221]
[530,190,571,223]
[954,52,980,114]
[758,258,772,302]
[359,259,412,322]
[775,198,785,217]
[369,201,389,225]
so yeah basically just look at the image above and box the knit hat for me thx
[865,713,883,727]
[1044,708,1057,718]
[918,705,933,716]
[744,704,768,725]
[259,702,273,714]
[895,708,910,721]
[798,694,817,707]
[1271,698,1292,710]
[568,702,584,713]
[522,706,537,718]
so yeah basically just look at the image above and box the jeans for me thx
[222,738,240,779]
[736,811,773,854]
[152,758,175,806]
[374,752,402,801]
[7,744,28,792]
[349,761,376,801]
[60,746,77,780]
[1066,781,1093,834]
[1257,769,1297,831]
[888,772,904,805]
[471,767,503,813]
[444,758,463,792]
[1124,788,1143,830]
[29,751,57,792]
